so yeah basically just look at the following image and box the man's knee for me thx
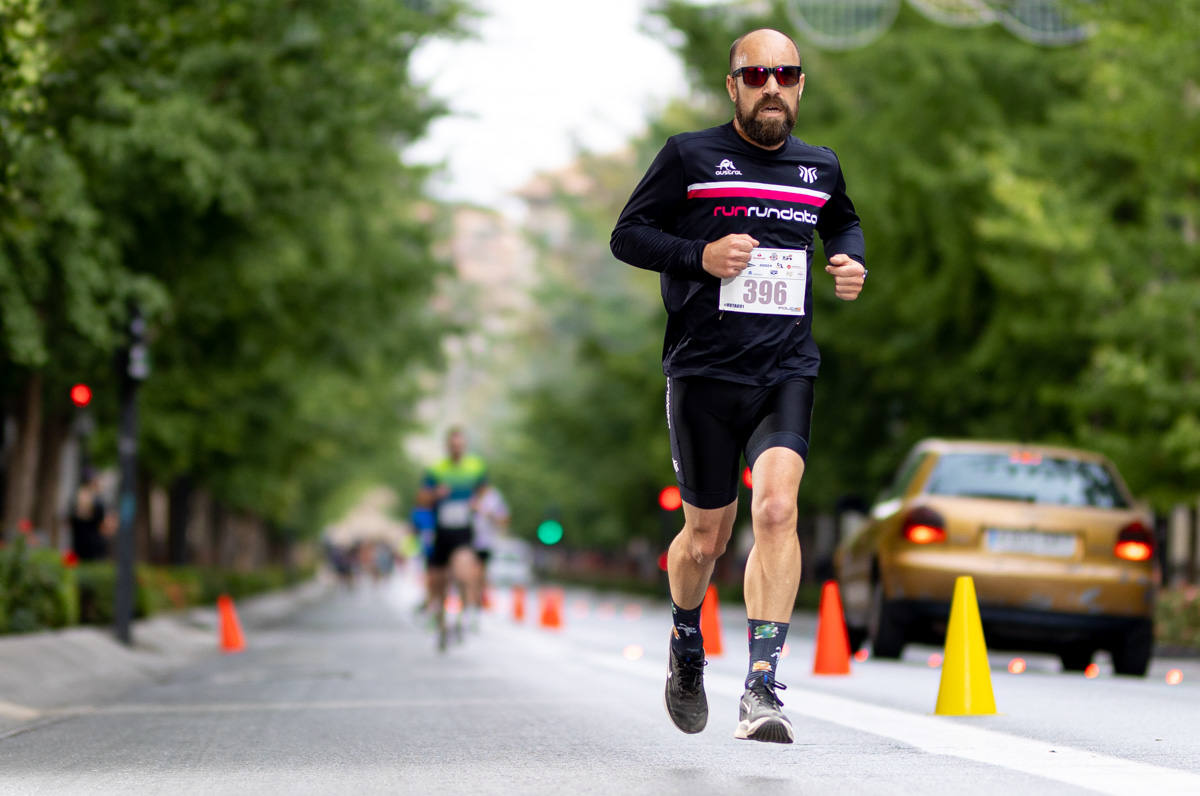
[682,522,730,564]
[752,492,798,535]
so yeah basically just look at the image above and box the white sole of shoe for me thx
[734,715,794,744]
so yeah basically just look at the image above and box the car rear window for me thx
[923,452,1129,508]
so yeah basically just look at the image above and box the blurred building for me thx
[407,203,537,464]
[406,156,631,462]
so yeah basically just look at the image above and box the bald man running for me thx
[611,28,867,744]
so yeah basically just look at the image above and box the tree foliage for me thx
[489,156,660,548]
[1053,0,1200,502]
[2,0,469,539]
[497,0,1200,551]
[493,105,722,548]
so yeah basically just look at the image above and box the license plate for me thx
[985,528,1077,558]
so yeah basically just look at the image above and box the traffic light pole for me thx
[113,368,138,645]
[114,308,148,646]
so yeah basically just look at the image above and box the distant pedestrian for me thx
[471,483,510,617]
[69,468,115,561]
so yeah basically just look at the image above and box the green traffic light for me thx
[536,519,564,545]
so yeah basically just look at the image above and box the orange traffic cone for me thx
[812,580,852,675]
[217,594,245,653]
[539,588,563,630]
[700,584,724,657]
[512,585,526,623]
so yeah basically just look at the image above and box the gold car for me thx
[835,439,1158,676]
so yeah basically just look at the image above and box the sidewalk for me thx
[0,578,330,738]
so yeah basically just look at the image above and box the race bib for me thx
[437,499,472,528]
[718,247,806,316]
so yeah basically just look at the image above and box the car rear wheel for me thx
[1058,646,1093,672]
[1110,620,1153,677]
[868,580,906,659]
[847,625,868,653]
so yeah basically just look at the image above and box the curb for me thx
[0,578,330,737]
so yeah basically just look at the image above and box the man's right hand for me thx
[702,233,759,279]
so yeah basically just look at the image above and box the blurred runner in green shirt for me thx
[418,427,487,651]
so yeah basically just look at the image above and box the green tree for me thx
[2,0,470,545]
[1,0,130,536]
[1052,0,1200,505]
[654,1,1189,509]
[494,149,671,549]
[499,0,1200,555]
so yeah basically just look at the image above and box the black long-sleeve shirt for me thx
[611,122,865,385]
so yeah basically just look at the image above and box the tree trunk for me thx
[267,527,290,568]
[2,372,43,539]
[167,476,193,565]
[210,500,227,568]
[34,411,70,549]
[0,393,8,520]
[190,489,213,565]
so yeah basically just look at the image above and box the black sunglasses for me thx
[731,65,803,88]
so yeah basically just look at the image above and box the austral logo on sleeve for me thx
[715,158,743,176]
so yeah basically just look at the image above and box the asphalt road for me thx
[3,569,1199,795]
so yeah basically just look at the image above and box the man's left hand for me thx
[825,254,867,301]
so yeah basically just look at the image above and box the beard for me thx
[735,94,796,148]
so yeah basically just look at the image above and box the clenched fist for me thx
[824,253,867,301]
[702,233,759,279]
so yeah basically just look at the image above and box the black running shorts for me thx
[666,375,814,510]
[429,527,472,569]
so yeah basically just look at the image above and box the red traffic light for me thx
[69,383,92,408]
[658,485,682,511]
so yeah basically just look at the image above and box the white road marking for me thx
[0,701,41,721]
[587,650,1200,795]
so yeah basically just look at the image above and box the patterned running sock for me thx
[670,599,705,659]
[746,619,790,685]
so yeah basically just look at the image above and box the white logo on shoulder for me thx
[797,165,818,183]
[715,158,742,176]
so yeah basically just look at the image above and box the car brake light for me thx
[1114,522,1154,562]
[902,506,946,544]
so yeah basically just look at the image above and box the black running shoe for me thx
[734,674,793,744]
[664,646,708,734]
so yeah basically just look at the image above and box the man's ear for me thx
[726,74,737,103]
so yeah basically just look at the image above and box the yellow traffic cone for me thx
[935,576,996,715]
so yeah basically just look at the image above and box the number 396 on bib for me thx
[718,247,806,316]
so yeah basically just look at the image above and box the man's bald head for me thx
[726,28,805,150]
[729,28,801,73]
